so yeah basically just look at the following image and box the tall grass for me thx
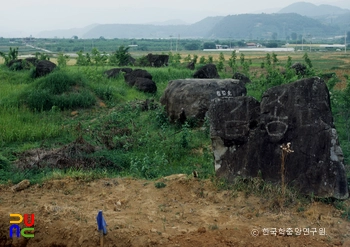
[0,106,65,145]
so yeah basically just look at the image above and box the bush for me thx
[22,71,96,111]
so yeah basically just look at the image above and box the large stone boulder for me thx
[34,60,57,78]
[104,68,133,79]
[145,54,169,67]
[232,72,251,84]
[8,57,39,70]
[193,64,220,79]
[134,78,157,93]
[124,69,152,86]
[208,77,348,199]
[160,79,246,123]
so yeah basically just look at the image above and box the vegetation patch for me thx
[21,70,96,111]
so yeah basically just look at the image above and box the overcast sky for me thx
[1,0,349,36]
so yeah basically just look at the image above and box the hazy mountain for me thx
[82,16,224,39]
[207,13,337,39]
[33,2,348,40]
[278,2,350,17]
[182,16,225,38]
[148,19,189,26]
[37,24,99,39]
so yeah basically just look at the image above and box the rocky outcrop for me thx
[232,72,251,84]
[104,68,133,79]
[134,78,157,93]
[145,54,169,67]
[34,60,57,78]
[160,79,246,123]
[193,64,220,79]
[8,57,39,70]
[124,69,153,86]
[208,77,348,199]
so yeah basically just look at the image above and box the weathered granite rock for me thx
[104,68,133,78]
[34,60,57,78]
[134,78,157,93]
[8,57,39,70]
[232,72,251,84]
[193,64,220,79]
[160,79,246,123]
[208,77,348,199]
[124,69,152,86]
[145,53,169,67]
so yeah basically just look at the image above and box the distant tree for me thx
[291,32,298,41]
[347,31,350,42]
[265,42,278,48]
[203,42,216,49]
[192,54,198,65]
[217,52,225,72]
[240,53,245,66]
[303,53,312,69]
[237,41,245,47]
[174,53,182,64]
[228,50,237,73]
[57,52,70,67]
[0,47,18,65]
[109,45,131,66]
[35,52,50,61]
[199,56,206,64]
[184,42,200,50]
[184,54,192,63]
[272,53,278,67]
[76,51,88,66]
[72,35,78,40]
[272,32,278,40]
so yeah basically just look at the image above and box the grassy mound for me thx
[21,70,96,111]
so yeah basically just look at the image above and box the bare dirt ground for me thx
[0,174,349,247]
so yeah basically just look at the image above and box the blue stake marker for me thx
[96,210,107,235]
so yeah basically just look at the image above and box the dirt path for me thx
[0,174,349,247]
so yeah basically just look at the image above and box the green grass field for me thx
[0,50,349,189]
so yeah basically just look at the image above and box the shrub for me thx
[22,71,96,111]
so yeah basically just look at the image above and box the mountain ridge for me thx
[35,2,350,39]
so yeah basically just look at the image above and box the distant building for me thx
[246,43,261,47]
[216,45,229,49]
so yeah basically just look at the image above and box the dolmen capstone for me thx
[104,68,157,94]
[34,60,57,78]
[208,77,348,199]
[160,79,246,123]
[193,64,220,79]
[145,53,169,67]
[104,68,133,79]
[8,57,39,70]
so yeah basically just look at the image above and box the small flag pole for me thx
[99,229,104,247]
[96,210,107,247]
